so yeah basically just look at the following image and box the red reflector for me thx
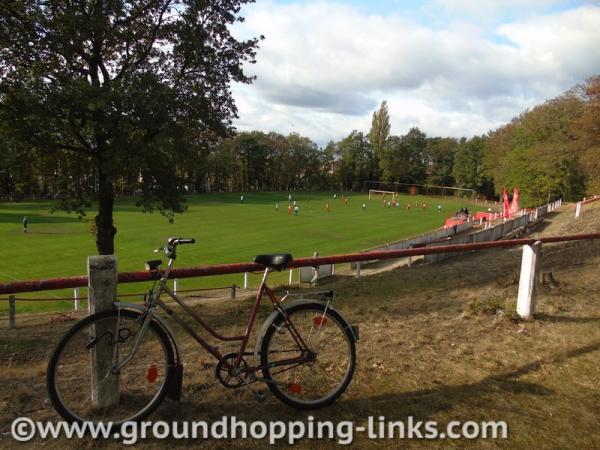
[313,316,328,326]
[288,383,302,394]
[147,364,158,383]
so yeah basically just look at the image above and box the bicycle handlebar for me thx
[167,237,196,246]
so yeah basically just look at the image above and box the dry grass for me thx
[1,202,600,449]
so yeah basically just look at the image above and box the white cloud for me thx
[232,2,600,144]
[497,5,600,84]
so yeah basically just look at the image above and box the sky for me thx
[231,0,600,146]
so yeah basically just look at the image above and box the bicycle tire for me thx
[260,302,356,409]
[47,308,175,424]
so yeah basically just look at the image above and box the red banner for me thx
[510,187,520,214]
[502,188,510,219]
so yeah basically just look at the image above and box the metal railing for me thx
[2,233,599,296]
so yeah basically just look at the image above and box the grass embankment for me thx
[0,192,486,313]
[0,201,599,448]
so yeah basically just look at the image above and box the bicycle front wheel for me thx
[47,309,174,424]
[260,302,356,409]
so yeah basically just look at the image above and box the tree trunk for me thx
[95,165,117,255]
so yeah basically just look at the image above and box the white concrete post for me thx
[575,202,582,218]
[73,287,80,311]
[355,261,361,278]
[173,278,179,295]
[516,241,542,320]
[88,255,119,407]
[311,251,319,285]
[243,272,249,289]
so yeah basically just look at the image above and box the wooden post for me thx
[88,255,119,407]
[8,295,15,329]
[243,272,249,289]
[73,287,80,311]
[516,241,542,320]
[230,284,236,300]
[355,261,361,278]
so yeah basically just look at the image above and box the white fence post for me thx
[575,202,582,218]
[331,264,335,276]
[288,269,293,285]
[88,255,119,407]
[355,261,361,278]
[73,287,80,311]
[311,251,319,285]
[243,272,249,289]
[173,278,179,295]
[516,241,542,320]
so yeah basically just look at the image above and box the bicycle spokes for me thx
[260,304,356,408]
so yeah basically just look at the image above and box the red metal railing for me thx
[1,233,600,295]
[583,195,600,205]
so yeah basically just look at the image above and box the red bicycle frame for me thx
[150,267,312,373]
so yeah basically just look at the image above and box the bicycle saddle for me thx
[253,253,293,270]
[145,260,162,271]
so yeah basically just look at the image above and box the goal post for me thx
[364,181,476,198]
[368,189,396,200]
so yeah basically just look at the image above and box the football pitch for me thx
[0,192,487,312]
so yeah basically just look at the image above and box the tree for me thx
[453,136,493,196]
[0,1,261,254]
[337,131,375,191]
[572,76,600,194]
[484,92,586,205]
[369,100,390,173]
[425,137,457,187]
[380,127,427,184]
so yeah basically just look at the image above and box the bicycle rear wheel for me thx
[260,302,356,409]
[47,309,174,424]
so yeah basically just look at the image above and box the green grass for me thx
[0,191,487,312]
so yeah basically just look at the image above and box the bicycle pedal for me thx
[254,390,268,402]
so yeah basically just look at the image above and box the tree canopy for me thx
[484,83,594,205]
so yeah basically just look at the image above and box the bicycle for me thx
[47,237,358,424]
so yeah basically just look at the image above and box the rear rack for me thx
[284,290,334,302]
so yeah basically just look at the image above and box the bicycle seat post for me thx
[260,267,271,287]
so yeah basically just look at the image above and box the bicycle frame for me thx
[114,261,312,375]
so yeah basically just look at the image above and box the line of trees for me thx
[3,76,600,210]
